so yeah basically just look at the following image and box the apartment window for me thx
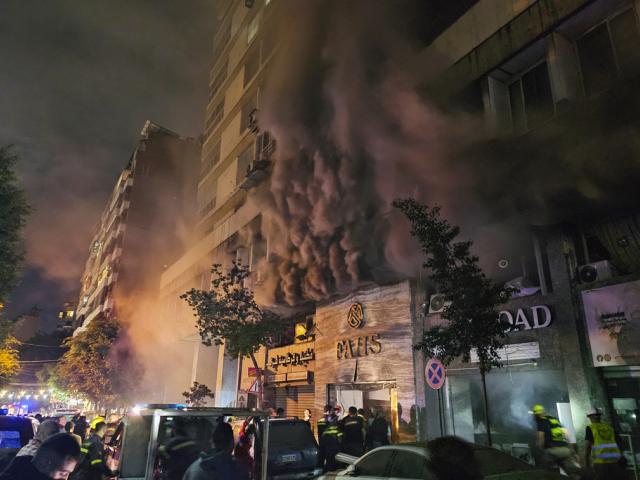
[201,141,221,177]
[508,62,554,132]
[208,63,228,102]
[205,100,224,136]
[244,48,260,87]
[578,8,640,96]
[236,144,254,184]
[213,22,231,60]
[240,92,258,133]
[262,26,277,59]
[247,13,261,44]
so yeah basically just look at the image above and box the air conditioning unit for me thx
[578,260,615,284]
[428,294,450,315]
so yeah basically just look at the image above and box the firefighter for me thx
[71,421,117,480]
[319,405,342,472]
[340,406,365,457]
[531,404,582,479]
[584,408,625,479]
[157,436,199,480]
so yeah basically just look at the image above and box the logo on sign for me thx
[425,358,446,390]
[347,302,364,329]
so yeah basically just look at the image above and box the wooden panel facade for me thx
[313,281,417,429]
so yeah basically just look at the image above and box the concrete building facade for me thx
[418,0,640,466]
[158,0,280,406]
[158,0,640,468]
[75,121,199,334]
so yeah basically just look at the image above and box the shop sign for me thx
[499,305,552,331]
[582,280,640,367]
[270,347,314,369]
[237,390,247,408]
[348,302,364,328]
[247,367,262,377]
[336,334,382,359]
[471,341,540,363]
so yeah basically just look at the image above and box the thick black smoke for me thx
[255,0,485,305]
[254,0,640,305]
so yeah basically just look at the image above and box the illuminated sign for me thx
[270,347,314,369]
[499,305,552,331]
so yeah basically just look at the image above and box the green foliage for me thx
[0,146,31,304]
[393,198,514,373]
[55,315,140,405]
[36,363,62,391]
[182,381,215,407]
[181,262,285,359]
[0,335,20,384]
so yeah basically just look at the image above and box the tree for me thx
[0,317,19,384]
[182,381,215,407]
[182,263,286,408]
[55,315,139,407]
[394,198,514,446]
[0,146,31,304]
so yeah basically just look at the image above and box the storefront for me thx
[263,340,315,423]
[314,281,418,442]
[433,295,591,463]
[582,279,640,469]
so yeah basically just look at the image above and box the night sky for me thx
[1,1,217,324]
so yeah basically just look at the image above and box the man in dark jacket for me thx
[339,407,364,457]
[366,408,389,450]
[0,433,80,480]
[72,417,89,441]
[183,422,249,480]
[71,422,116,480]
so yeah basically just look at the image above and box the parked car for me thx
[318,443,566,479]
[0,415,37,471]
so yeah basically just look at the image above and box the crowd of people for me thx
[317,405,390,472]
[0,413,122,480]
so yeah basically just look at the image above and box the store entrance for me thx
[328,382,414,442]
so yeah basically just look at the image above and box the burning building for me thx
[158,0,640,458]
[74,121,199,337]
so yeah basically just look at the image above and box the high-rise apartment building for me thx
[75,121,199,333]
[158,0,277,406]
[161,0,640,460]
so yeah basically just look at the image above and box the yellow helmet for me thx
[90,416,106,429]
[531,404,545,415]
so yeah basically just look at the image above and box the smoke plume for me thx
[255,0,640,305]
[256,0,483,305]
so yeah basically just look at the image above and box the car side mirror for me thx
[345,464,359,476]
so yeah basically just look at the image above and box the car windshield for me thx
[474,446,534,474]
[269,421,315,449]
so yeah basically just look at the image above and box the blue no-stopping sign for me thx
[425,358,446,390]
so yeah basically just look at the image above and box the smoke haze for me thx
[0,0,216,319]
[255,0,640,305]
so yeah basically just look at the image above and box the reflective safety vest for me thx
[542,415,568,446]
[321,424,343,446]
[590,423,622,464]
